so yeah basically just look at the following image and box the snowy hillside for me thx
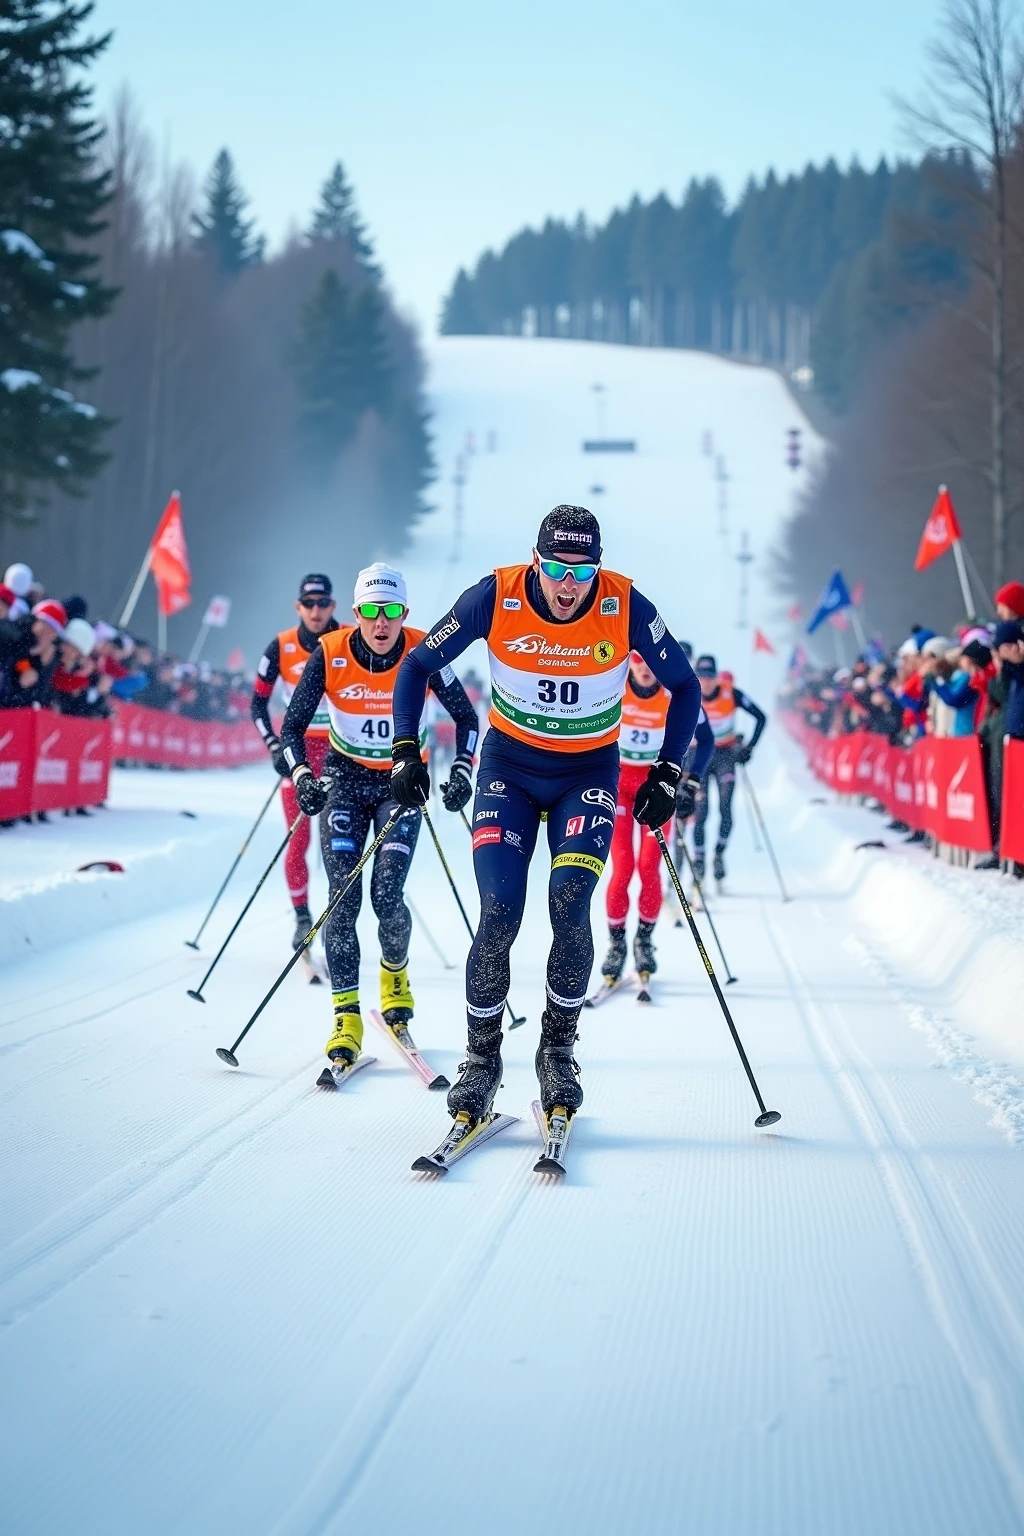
[3,340,1024,1536]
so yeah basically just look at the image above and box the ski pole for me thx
[185,778,280,949]
[739,764,791,902]
[216,811,401,1066]
[188,812,303,1003]
[675,837,738,984]
[654,828,780,1128]
[420,807,526,1030]
[408,895,455,970]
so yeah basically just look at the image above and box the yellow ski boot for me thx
[325,989,363,1064]
[380,959,415,1030]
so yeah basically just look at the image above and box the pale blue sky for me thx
[89,0,941,332]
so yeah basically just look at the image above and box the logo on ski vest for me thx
[504,633,591,658]
[600,596,620,615]
[424,614,460,649]
[592,640,615,664]
[333,683,393,701]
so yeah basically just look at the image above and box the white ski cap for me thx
[4,562,32,596]
[62,618,96,657]
[353,562,407,610]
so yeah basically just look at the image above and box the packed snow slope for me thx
[3,340,1024,1535]
[403,336,821,665]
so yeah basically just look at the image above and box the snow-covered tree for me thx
[0,0,115,525]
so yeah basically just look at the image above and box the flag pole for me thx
[952,539,977,619]
[119,547,153,628]
[158,606,167,656]
[849,604,868,653]
[188,620,212,665]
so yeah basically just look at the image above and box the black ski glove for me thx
[390,737,430,808]
[674,773,701,819]
[441,751,473,813]
[633,758,681,828]
[735,742,753,765]
[292,765,329,817]
[266,733,290,778]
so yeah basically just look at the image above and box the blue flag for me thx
[806,570,852,634]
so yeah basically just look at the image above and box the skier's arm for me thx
[735,688,767,752]
[393,575,497,745]
[627,589,701,765]
[280,644,327,773]
[250,637,281,746]
[428,667,480,760]
[690,710,714,779]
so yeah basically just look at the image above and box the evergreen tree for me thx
[347,284,393,414]
[290,270,393,469]
[193,149,264,275]
[307,161,379,277]
[439,268,483,333]
[0,0,115,525]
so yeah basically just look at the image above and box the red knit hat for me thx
[0,582,15,607]
[995,581,1024,618]
[32,598,68,634]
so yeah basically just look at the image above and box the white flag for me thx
[203,595,231,627]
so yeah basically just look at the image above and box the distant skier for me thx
[391,505,701,1130]
[692,654,766,884]
[280,564,478,1066]
[600,651,713,990]
[251,574,339,947]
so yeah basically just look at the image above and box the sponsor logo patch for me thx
[565,814,586,837]
[475,809,499,820]
[472,827,502,849]
[503,829,523,849]
[486,779,506,795]
[283,643,296,653]
[600,596,619,615]
[551,852,605,877]
[258,655,271,678]
[331,836,356,851]
[327,808,351,831]
[593,640,616,664]
[503,597,521,609]
[505,634,590,658]
[424,613,460,649]
[330,656,347,667]
[590,814,613,829]
[649,613,666,644]
[582,786,616,815]
[382,841,411,855]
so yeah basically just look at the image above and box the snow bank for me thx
[769,739,1024,1070]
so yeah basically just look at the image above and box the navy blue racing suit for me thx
[394,569,701,1046]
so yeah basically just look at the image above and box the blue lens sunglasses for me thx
[539,558,600,583]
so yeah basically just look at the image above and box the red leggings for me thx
[605,764,672,926]
[281,735,330,908]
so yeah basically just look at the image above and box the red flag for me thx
[149,491,191,611]
[226,646,245,671]
[787,601,801,622]
[753,627,776,654]
[851,580,864,606]
[915,486,962,571]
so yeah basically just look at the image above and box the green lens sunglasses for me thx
[539,558,600,583]
[358,601,405,620]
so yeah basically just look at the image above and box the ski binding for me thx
[300,948,328,986]
[531,1099,574,1177]
[584,976,621,1009]
[316,1054,377,1090]
[369,1008,450,1090]
[412,1110,518,1175]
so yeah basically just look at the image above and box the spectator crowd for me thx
[780,580,1024,870]
[0,561,251,724]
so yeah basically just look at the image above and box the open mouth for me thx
[555,591,576,614]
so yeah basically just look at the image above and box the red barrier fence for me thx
[1,702,264,818]
[1002,739,1024,864]
[0,710,112,818]
[110,702,266,770]
[783,714,996,856]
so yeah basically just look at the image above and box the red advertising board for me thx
[1000,738,1024,864]
[32,714,112,811]
[110,703,265,769]
[910,736,991,852]
[0,709,36,819]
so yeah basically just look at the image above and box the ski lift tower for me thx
[736,530,753,628]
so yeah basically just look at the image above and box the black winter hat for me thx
[536,505,602,561]
[298,573,333,600]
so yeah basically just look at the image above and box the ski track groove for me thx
[0,1056,324,1326]
[763,903,1024,1524]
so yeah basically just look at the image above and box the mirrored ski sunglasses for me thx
[539,558,600,583]
[357,601,406,620]
[299,597,334,610]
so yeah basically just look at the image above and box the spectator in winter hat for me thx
[0,599,65,708]
[3,562,32,618]
[994,582,1024,621]
[0,582,14,619]
[62,593,89,622]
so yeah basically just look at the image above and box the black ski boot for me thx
[601,925,627,983]
[632,919,657,977]
[447,1029,502,1122]
[693,848,705,880]
[292,904,313,950]
[713,847,726,884]
[535,1011,583,1114]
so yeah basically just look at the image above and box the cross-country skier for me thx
[390,505,701,1130]
[692,654,766,885]
[251,573,339,948]
[600,651,714,989]
[279,564,478,1065]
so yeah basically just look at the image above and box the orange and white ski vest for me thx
[702,682,738,745]
[619,683,670,763]
[277,627,330,736]
[320,626,428,768]
[486,565,632,752]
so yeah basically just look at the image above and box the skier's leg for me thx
[602,772,638,981]
[320,797,373,1059]
[715,748,737,879]
[369,799,421,1022]
[693,765,711,875]
[539,776,618,1111]
[282,773,313,930]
